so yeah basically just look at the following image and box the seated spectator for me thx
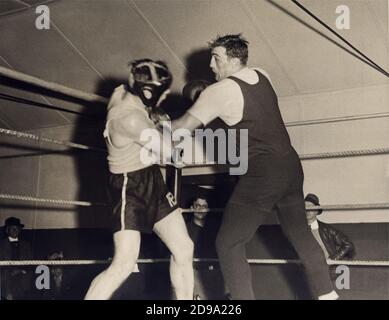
[186,198,227,300]
[187,198,210,247]
[47,251,64,299]
[305,193,355,260]
[0,217,33,300]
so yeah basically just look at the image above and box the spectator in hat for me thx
[0,217,33,300]
[305,194,355,261]
[4,217,24,242]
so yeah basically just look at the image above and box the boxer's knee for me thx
[109,257,138,281]
[171,237,194,266]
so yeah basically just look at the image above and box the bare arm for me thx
[108,112,145,147]
[109,111,173,163]
[172,80,233,133]
[172,112,203,133]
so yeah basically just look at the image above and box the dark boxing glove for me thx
[149,108,172,132]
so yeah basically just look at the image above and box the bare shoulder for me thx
[113,84,126,94]
[202,79,239,97]
[110,109,148,137]
[208,78,236,90]
[109,85,126,99]
[117,109,149,131]
[107,85,128,109]
[252,67,271,80]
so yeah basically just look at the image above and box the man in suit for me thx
[0,217,33,300]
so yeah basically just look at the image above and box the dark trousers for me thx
[215,150,334,299]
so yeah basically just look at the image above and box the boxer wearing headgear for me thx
[85,58,194,300]
[127,59,172,130]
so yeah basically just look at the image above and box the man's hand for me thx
[171,145,185,167]
[172,112,203,133]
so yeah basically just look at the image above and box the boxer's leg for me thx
[85,230,141,300]
[154,208,194,300]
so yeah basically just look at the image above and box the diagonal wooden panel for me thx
[0,8,99,93]
[0,129,41,229]
[367,0,388,39]
[0,58,71,130]
[134,0,298,96]
[20,0,56,6]
[246,0,389,95]
[0,0,387,130]
[49,0,189,94]
[0,6,105,128]
[0,84,71,130]
[0,0,27,16]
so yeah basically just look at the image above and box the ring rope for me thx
[0,192,388,211]
[285,111,389,127]
[181,202,389,213]
[0,93,104,119]
[0,66,109,105]
[0,193,107,207]
[299,147,389,160]
[0,258,387,267]
[1,127,389,161]
[168,147,389,168]
[306,203,389,211]
[291,0,389,78]
[0,128,105,153]
[2,66,387,127]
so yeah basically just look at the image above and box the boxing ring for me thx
[0,65,388,273]
[0,0,388,298]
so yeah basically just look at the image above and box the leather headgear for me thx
[128,59,172,109]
